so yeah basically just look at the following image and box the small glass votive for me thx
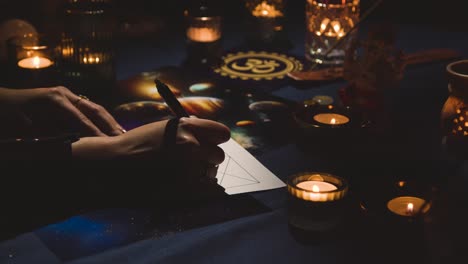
[287,172,349,241]
[7,34,59,88]
[184,2,223,69]
[305,0,360,65]
[244,0,287,48]
[293,102,357,153]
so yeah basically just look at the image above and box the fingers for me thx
[55,87,125,136]
[196,145,225,165]
[74,98,126,136]
[176,119,226,165]
[59,98,107,136]
[179,117,230,145]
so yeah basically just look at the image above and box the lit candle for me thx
[187,27,221,43]
[297,180,338,201]
[387,196,431,217]
[316,18,345,38]
[287,172,348,234]
[252,1,283,18]
[288,173,347,202]
[296,180,338,192]
[313,113,350,125]
[18,56,53,69]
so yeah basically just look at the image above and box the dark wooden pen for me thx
[154,79,189,118]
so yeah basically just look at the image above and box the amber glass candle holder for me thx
[244,0,290,49]
[7,34,59,88]
[305,0,360,65]
[287,172,349,242]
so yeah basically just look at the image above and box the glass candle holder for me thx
[59,0,116,99]
[184,1,223,69]
[287,172,349,239]
[7,34,59,88]
[305,0,360,65]
[245,0,286,46]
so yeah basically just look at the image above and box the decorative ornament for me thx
[214,51,302,81]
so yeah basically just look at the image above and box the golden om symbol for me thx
[231,59,280,74]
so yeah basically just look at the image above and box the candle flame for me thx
[330,118,336,124]
[312,185,320,192]
[332,22,341,33]
[32,56,40,68]
[252,1,283,18]
[406,203,414,215]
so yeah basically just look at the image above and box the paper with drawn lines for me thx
[216,139,286,195]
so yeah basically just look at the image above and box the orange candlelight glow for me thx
[387,196,431,217]
[313,113,350,125]
[187,27,221,42]
[316,19,345,38]
[82,53,103,64]
[406,203,414,215]
[252,1,283,18]
[18,56,53,69]
[312,185,320,192]
[288,173,347,202]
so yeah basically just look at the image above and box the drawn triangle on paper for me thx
[220,174,261,188]
[217,155,260,188]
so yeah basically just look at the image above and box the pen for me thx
[154,79,189,118]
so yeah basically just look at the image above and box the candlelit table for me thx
[1,16,467,264]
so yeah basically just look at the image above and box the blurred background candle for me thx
[387,196,431,217]
[7,33,58,87]
[250,1,284,18]
[313,113,350,126]
[186,22,221,43]
[59,0,116,101]
[184,0,223,69]
[305,0,360,65]
[244,0,289,49]
[18,56,53,69]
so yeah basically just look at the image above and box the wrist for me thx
[72,136,123,160]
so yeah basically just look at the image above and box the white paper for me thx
[216,139,286,195]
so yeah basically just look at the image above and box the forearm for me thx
[71,136,122,160]
[0,87,45,106]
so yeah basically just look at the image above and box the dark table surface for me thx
[1,16,468,264]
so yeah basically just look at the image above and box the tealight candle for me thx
[18,56,53,69]
[288,173,347,202]
[251,1,284,18]
[313,113,350,125]
[387,196,431,217]
[287,172,349,238]
[186,27,221,43]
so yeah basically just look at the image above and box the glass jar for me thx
[7,34,59,88]
[183,0,223,70]
[305,0,360,65]
[59,0,117,100]
[441,60,468,157]
[244,0,288,49]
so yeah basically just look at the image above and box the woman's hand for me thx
[117,117,230,164]
[72,117,231,165]
[0,86,125,136]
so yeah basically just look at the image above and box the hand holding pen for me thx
[154,79,230,181]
